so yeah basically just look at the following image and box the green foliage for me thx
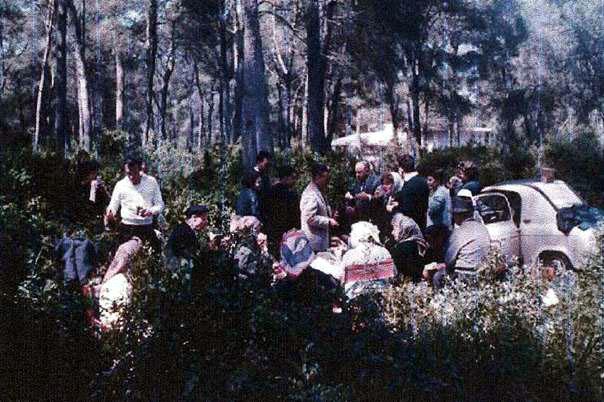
[418,144,537,187]
[1,143,602,400]
[545,132,604,207]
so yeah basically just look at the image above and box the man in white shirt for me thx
[105,155,165,251]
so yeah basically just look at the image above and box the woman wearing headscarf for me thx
[230,215,274,280]
[341,221,396,299]
[387,213,428,282]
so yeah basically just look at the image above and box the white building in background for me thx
[331,120,494,152]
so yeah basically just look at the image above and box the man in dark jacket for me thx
[166,205,209,265]
[266,165,300,256]
[252,151,273,221]
[345,160,380,223]
[392,155,430,231]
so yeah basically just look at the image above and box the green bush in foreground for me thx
[1,137,603,400]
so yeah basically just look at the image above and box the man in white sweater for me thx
[105,155,164,251]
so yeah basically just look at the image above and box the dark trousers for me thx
[118,223,161,252]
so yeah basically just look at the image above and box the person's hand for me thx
[386,201,399,213]
[329,218,339,228]
[355,192,370,201]
[257,233,268,252]
[140,208,154,217]
[105,210,115,223]
[345,192,354,201]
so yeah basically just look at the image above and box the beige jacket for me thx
[300,181,332,251]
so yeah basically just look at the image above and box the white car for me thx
[475,180,601,270]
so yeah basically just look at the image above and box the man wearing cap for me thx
[430,196,491,287]
[105,155,165,251]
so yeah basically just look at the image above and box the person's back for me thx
[445,218,491,271]
[166,223,197,260]
[394,175,430,231]
[267,179,300,254]
[427,184,452,228]
[462,180,481,196]
[236,171,261,218]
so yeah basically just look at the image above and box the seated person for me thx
[341,221,395,300]
[429,196,491,288]
[387,213,427,282]
[166,205,209,270]
[230,215,274,281]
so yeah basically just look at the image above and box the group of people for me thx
[232,152,492,294]
[57,150,492,328]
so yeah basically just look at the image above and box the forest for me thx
[0,0,603,401]
[0,0,602,163]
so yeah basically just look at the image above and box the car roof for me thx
[482,179,584,210]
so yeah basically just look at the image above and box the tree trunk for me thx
[411,76,422,145]
[66,0,93,152]
[384,80,401,135]
[219,10,232,144]
[233,0,244,144]
[327,76,342,143]
[0,6,5,99]
[305,0,328,153]
[144,0,158,145]
[192,61,205,150]
[207,91,215,145]
[33,0,57,152]
[241,0,272,168]
[54,0,68,155]
[159,32,176,140]
[115,49,125,130]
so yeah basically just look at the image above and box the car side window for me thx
[476,194,511,224]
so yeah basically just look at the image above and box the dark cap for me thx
[452,196,474,214]
[185,205,209,218]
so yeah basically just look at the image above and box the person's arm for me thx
[302,195,331,229]
[106,181,122,216]
[428,191,446,220]
[250,191,261,218]
[444,231,465,269]
[148,177,164,216]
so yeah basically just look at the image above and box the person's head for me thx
[381,172,394,187]
[311,163,330,190]
[391,213,423,243]
[185,205,209,231]
[458,160,478,182]
[78,160,100,184]
[277,165,297,188]
[397,154,415,174]
[452,196,474,225]
[355,160,371,182]
[242,171,261,190]
[426,168,445,191]
[124,154,143,185]
[256,150,272,172]
[230,215,262,236]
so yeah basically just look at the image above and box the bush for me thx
[1,139,602,400]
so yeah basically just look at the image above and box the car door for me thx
[475,193,521,261]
